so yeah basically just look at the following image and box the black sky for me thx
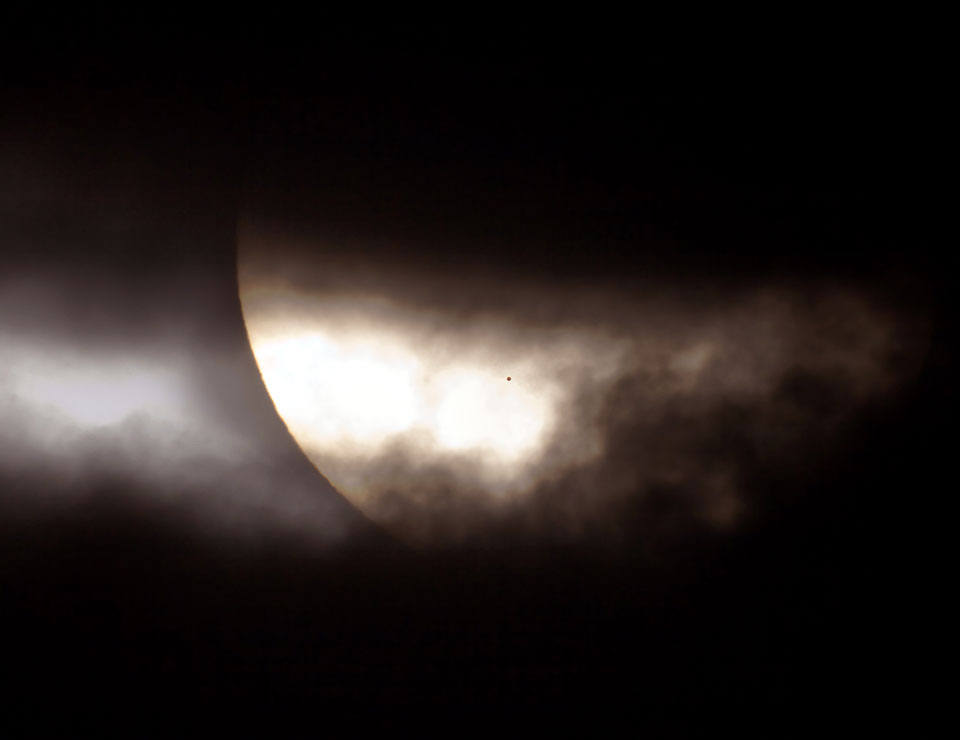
[0,16,952,734]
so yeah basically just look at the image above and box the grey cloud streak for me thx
[0,145,365,546]
[0,279,362,545]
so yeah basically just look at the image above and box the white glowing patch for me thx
[250,328,554,464]
[431,367,550,461]
[253,332,421,447]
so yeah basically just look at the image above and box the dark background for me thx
[1,14,951,734]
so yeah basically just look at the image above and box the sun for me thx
[236,236,622,542]
[248,317,554,467]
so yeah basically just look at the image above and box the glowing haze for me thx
[253,328,552,462]
[242,289,620,509]
[239,227,930,545]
